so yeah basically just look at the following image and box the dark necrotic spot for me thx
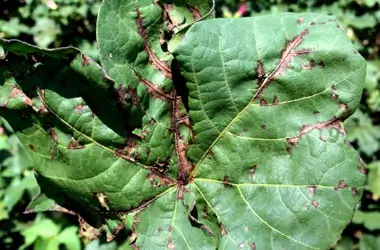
[351,188,358,197]
[249,243,256,250]
[297,17,304,24]
[272,95,279,105]
[286,147,292,154]
[311,200,319,208]
[260,99,267,106]
[146,147,150,156]
[223,176,232,187]
[249,165,257,176]
[307,185,317,195]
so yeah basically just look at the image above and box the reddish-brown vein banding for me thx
[253,24,314,100]
[131,68,174,100]
[286,119,345,146]
[256,60,265,85]
[135,1,172,79]
[9,87,33,106]
[171,91,194,191]
[188,5,202,21]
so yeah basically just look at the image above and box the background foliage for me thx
[0,0,379,249]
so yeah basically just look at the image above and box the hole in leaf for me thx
[188,205,201,227]
[171,59,189,111]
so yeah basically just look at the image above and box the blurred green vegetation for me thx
[0,0,380,249]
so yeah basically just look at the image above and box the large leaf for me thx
[0,3,366,250]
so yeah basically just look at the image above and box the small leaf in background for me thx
[353,210,380,230]
[344,110,380,156]
[56,226,81,250]
[25,193,56,214]
[31,18,61,48]
[334,236,354,250]
[360,234,380,250]
[20,218,60,250]
[366,161,380,196]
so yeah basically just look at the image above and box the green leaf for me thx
[334,236,354,250]
[25,193,58,213]
[174,13,366,249]
[366,161,380,196]
[344,110,380,156]
[360,234,380,250]
[56,226,81,250]
[352,210,380,230]
[20,218,61,250]
[0,6,366,250]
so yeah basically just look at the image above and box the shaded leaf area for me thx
[0,39,175,231]
[97,0,215,179]
[172,13,367,249]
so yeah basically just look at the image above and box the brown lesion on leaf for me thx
[339,102,348,110]
[259,99,267,106]
[78,216,101,241]
[116,85,141,106]
[313,111,320,115]
[256,60,266,86]
[301,59,325,71]
[351,188,358,197]
[148,172,173,187]
[297,17,304,25]
[28,144,35,151]
[171,93,194,189]
[131,68,173,101]
[286,147,292,154]
[336,24,344,30]
[74,104,87,114]
[253,22,319,100]
[80,54,92,67]
[307,185,317,195]
[221,223,228,236]
[272,95,279,105]
[331,85,339,100]
[49,148,56,159]
[94,192,111,211]
[68,137,85,149]
[200,224,215,236]
[167,237,176,250]
[286,137,298,146]
[187,5,202,21]
[135,1,172,79]
[47,128,58,144]
[302,59,315,70]
[107,222,125,242]
[286,119,345,146]
[9,86,33,107]
[311,200,319,208]
[334,180,347,191]
[222,175,232,187]
[358,160,367,175]
[206,150,214,159]
[249,242,257,250]
[249,165,257,176]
